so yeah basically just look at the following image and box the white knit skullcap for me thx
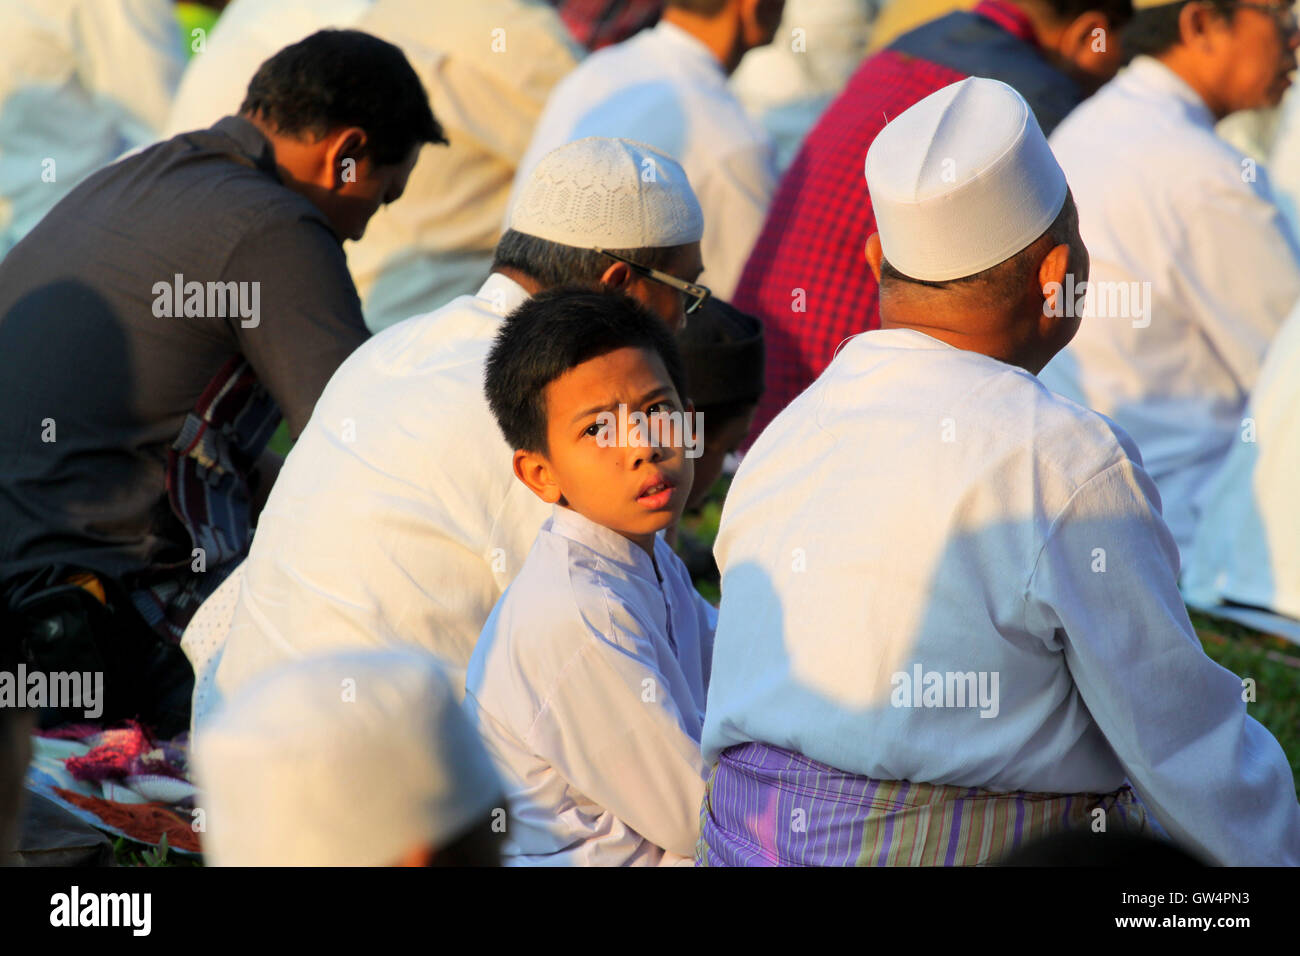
[509,137,704,249]
[866,77,1069,282]
[193,648,502,867]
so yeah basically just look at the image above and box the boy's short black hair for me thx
[240,29,446,166]
[485,286,688,455]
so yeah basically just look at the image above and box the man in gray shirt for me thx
[0,30,444,734]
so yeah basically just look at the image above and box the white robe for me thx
[1040,55,1300,555]
[465,505,716,866]
[214,273,551,706]
[506,20,777,300]
[163,0,580,332]
[0,0,185,256]
[1183,297,1300,620]
[702,327,1300,867]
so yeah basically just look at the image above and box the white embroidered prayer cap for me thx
[509,137,704,249]
[866,77,1069,282]
[193,648,502,867]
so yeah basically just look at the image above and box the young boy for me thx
[467,286,717,866]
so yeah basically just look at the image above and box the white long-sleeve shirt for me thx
[0,0,185,256]
[213,273,551,707]
[465,505,716,866]
[507,20,777,300]
[164,0,581,332]
[702,328,1300,867]
[1039,55,1300,555]
[1182,297,1300,621]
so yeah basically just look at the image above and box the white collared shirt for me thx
[214,273,551,706]
[703,328,1300,866]
[1040,55,1300,555]
[0,0,185,256]
[507,19,777,300]
[163,0,581,332]
[1183,296,1300,620]
[466,505,716,867]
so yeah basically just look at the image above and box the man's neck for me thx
[1152,50,1228,120]
[660,8,742,75]
[879,316,1044,376]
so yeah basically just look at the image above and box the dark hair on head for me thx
[880,191,1083,295]
[1122,0,1236,58]
[485,286,688,454]
[240,29,446,166]
[666,0,730,14]
[1033,0,1134,27]
[491,229,684,289]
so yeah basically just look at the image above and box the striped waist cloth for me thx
[697,742,1148,867]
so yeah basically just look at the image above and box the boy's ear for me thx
[513,448,562,504]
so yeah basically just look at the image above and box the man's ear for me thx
[513,448,562,504]
[323,126,368,190]
[865,233,884,283]
[1037,241,1074,329]
[599,260,635,290]
[1059,11,1108,58]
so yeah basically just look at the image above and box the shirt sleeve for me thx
[1024,458,1300,865]
[693,144,778,301]
[1174,172,1300,393]
[222,217,371,438]
[526,619,709,860]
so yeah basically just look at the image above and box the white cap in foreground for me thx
[865,77,1069,282]
[193,649,502,866]
[509,137,704,249]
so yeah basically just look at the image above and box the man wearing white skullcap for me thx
[697,77,1300,867]
[195,649,503,865]
[209,138,707,715]
[507,0,784,301]
[1040,0,1300,555]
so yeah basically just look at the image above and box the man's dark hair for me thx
[240,29,446,166]
[880,191,1083,297]
[491,229,685,289]
[1122,0,1236,58]
[485,286,688,455]
[1033,0,1134,27]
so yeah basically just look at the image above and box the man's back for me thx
[1040,56,1300,553]
[215,275,551,702]
[733,1,1082,443]
[508,20,775,300]
[703,327,1300,864]
[0,118,367,582]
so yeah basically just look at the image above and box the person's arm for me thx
[527,621,709,860]
[1174,172,1300,393]
[1024,458,1300,865]
[222,217,371,439]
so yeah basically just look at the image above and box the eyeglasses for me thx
[1225,1,1299,34]
[593,247,711,317]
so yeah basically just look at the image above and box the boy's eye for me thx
[583,422,603,437]
[647,401,674,416]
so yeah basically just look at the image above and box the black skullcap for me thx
[675,297,765,408]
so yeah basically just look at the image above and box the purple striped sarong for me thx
[696,742,1149,866]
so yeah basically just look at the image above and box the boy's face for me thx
[514,347,693,556]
